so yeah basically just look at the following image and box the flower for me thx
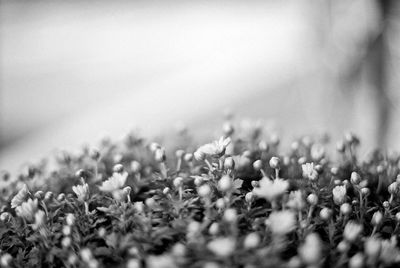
[302,163,318,181]
[343,221,363,242]
[287,190,305,210]
[298,233,323,265]
[11,184,30,208]
[207,237,236,257]
[99,172,128,192]
[267,210,296,235]
[332,185,347,205]
[310,144,325,160]
[15,198,39,222]
[147,254,176,268]
[194,136,231,160]
[32,210,46,230]
[243,232,260,249]
[252,177,289,202]
[72,183,90,201]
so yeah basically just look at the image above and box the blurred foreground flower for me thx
[267,210,296,235]
[252,177,288,202]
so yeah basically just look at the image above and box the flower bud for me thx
[209,222,219,235]
[251,181,259,188]
[145,198,156,209]
[396,212,400,222]
[332,185,347,205]
[194,177,203,186]
[130,161,141,173]
[183,153,193,162]
[222,122,234,137]
[173,177,184,188]
[64,214,75,227]
[298,157,307,165]
[269,157,281,169]
[215,198,226,209]
[223,208,237,222]
[270,134,280,146]
[98,227,106,238]
[371,211,383,226]
[340,203,352,216]
[298,233,322,265]
[198,184,211,197]
[337,240,350,252]
[319,207,332,221]
[259,140,269,151]
[383,201,390,209]
[388,182,399,195]
[62,236,72,248]
[343,221,363,242]
[0,212,12,222]
[331,167,339,175]
[376,165,385,174]
[307,193,318,206]
[253,160,263,171]
[113,164,124,173]
[350,172,361,185]
[364,237,381,259]
[149,142,161,152]
[245,192,254,203]
[171,243,186,257]
[163,187,171,195]
[0,253,12,267]
[224,157,235,170]
[349,253,364,268]
[63,225,72,236]
[57,193,66,202]
[218,175,232,192]
[133,202,144,213]
[154,148,166,162]
[44,191,54,201]
[361,187,370,196]
[34,190,44,200]
[175,149,185,159]
[244,232,260,249]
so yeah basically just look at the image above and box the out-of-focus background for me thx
[1,0,400,173]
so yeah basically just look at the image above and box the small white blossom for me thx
[302,163,318,181]
[252,177,289,202]
[343,221,363,242]
[332,185,347,205]
[99,172,128,193]
[207,237,236,257]
[32,210,47,230]
[267,210,296,235]
[15,198,39,222]
[194,136,231,160]
[72,183,89,202]
[298,233,322,265]
[311,144,325,160]
[287,191,305,210]
[11,184,30,208]
[243,232,260,249]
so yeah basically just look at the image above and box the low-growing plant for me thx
[1,120,400,268]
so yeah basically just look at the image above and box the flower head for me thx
[343,221,363,242]
[194,136,231,160]
[332,185,347,205]
[11,184,30,208]
[287,190,306,210]
[298,233,323,265]
[267,210,296,235]
[207,237,236,257]
[15,198,39,222]
[302,163,318,181]
[32,210,47,230]
[99,172,128,193]
[252,177,289,202]
[72,183,90,201]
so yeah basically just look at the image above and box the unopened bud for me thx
[388,182,399,195]
[350,172,361,185]
[145,198,156,209]
[175,149,185,159]
[198,184,211,197]
[0,212,12,222]
[34,190,44,200]
[113,164,124,173]
[251,181,259,188]
[66,213,75,226]
[245,192,254,203]
[224,157,235,170]
[209,222,219,235]
[253,160,263,171]
[173,177,184,188]
[269,157,281,169]
[361,188,370,196]
[371,211,383,226]
[44,191,54,201]
[163,187,171,195]
[216,198,226,209]
[319,207,332,221]
[222,122,234,137]
[307,194,318,206]
[218,175,232,192]
[349,253,364,268]
[154,148,166,162]
[184,153,193,162]
[130,161,141,173]
[89,148,101,161]
[57,193,66,202]
[244,232,260,249]
[223,208,237,222]
[340,203,352,216]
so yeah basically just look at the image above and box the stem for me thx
[84,202,90,215]
[260,169,267,178]
[160,162,168,179]
[275,169,279,179]
[359,191,364,220]
[179,186,183,202]
[176,159,182,172]
[204,159,213,172]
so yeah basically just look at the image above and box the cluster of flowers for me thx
[1,120,400,267]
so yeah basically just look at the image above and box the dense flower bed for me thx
[1,121,400,268]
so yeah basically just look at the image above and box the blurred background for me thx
[1,0,400,173]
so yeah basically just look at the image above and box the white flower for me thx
[147,254,176,268]
[302,163,318,181]
[287,190,305,210]
[332,185,347,205]
[15,198,39,222]
[252,177,289,202]
[267,210,296,235]
[243,232,260,249]
[311,144,325,160]
[194,136,231,160]
[207,237,236,257]
[32,210,46,230]
[98,172,128,192]
[343,221,363,242]
[379,237,400,265]
[298,233,322,265]
[11,184,30,208]
[72,183,90,201]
